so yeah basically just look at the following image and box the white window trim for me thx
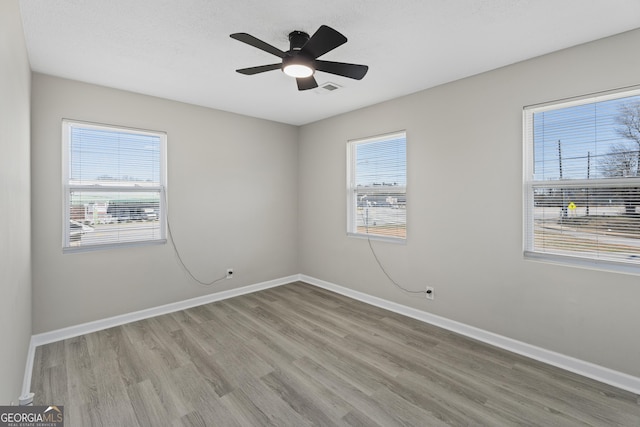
[62,119,167,252]
[347,131,407,243]
[523,86,640,274]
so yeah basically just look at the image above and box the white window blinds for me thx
[524,88,640,267]
[348,131,407,240]
[62,120,167,251]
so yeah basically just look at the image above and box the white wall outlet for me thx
[426,286,434,300]
[226,268,233,279]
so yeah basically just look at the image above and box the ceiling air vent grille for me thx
[315,82,342,94]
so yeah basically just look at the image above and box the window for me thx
[62,120,166,251]
[347,131,407,241]
[524,88,640,270]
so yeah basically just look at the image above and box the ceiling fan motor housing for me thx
[282,31,315,76]
[288,31,309,50]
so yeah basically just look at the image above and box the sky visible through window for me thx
[70,127,161,184]
[355,136,406,187]
[533,94,640,181]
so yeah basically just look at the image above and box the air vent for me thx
[322,83,339,91]
[315,82,342,94]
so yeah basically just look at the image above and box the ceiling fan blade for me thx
[230,33,286,58]
[315,60,369,80]
[236,63,281,75]
[300,25,347,59]
[296,76,318,91]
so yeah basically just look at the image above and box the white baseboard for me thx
[23,273,640,398]
[21,274,298,396]
[300,274,640,395]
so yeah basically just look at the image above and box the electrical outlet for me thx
[425,286,434,300]
[226,268,234,279]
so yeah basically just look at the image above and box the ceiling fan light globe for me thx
[283,64,314,78]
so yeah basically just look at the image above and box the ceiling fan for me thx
[230,25,369,91]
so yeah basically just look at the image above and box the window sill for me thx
[347,232,406,245]
[63,238,167,254]
[524,250,640,276]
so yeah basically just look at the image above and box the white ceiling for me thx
[18,0,640,126]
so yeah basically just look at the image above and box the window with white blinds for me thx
[524,88,640,269]
[347,131,407,241]
[62,120,166,251]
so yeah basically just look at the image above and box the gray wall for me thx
[298,29,640,377]
[0,0,32,404]
[31,74,299,333]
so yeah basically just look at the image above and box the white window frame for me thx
[347,131,407,243]
[62,120,167,252]
[523,87,640,274]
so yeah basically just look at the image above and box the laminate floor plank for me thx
[268,296,352,340]
[515,359,640,409]
[260,369,349,427]
[377,367,485,426]
[84,330,141,427]
[279,325,397,396]
[168,313,221,355]
[121,323,195,421]
[201,314,259,352]
[151,311,183,333]
[394,368,521,427]
[168,329,234,397]
[38,364,67,411]
[210,342,275,391]
[223,378,314,427]
[500,363,640,426]
[30,281,640,426]
[292,356,426,427]
[64,336,97,401]
[143,361,194,422]
[127,379,171,427]
[63,336,100,426]
[106,325,149,388]
[370,386,452,427]
[280,363,356,418]
[220,384,277,426]
[251,296,404,395]
[40,339,66,368]
[167,363,241,427]
[184,305,217,323]
[128,317,192,369]
[220,304,312,363]
[173,411,207,427]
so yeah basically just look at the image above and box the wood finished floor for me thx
[31,281,640,426]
